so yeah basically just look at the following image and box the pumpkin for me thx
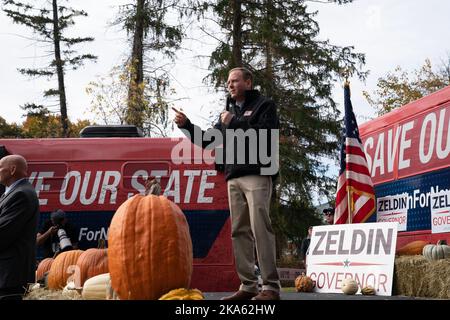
[76,248,108,286]
[295,273,314,292]
[108,194,193,300]
[159,288,204,300]
[422,240,450,261]
[341,278,358,295]
[82,273,111,300]
[47,250,84,290]
[36,258,54,281]
[361,286,376,295]
[396,240,428,256]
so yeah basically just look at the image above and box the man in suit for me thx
[0,155,39,300]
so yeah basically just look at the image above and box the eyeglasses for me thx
[324,213,333,216]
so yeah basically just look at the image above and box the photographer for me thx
[36,209,78,258]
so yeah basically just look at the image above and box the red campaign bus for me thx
[0,135,240,292]
[359,85,450,248]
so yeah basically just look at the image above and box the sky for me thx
[1,0,449,137]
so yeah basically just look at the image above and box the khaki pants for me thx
[227,175,281,293]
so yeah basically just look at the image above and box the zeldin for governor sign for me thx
[306,222,398,296]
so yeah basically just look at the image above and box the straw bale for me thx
[24,287,82,300]
[394,255,450,299]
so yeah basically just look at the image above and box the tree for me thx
[86,64,177,137]
[363,58,450,116]
[0,117,23,138]
[22,114,62,138]
[86,66,130,126]
[20,104,93,137]
[201,0,367,254]
[2,0,97,137]
[69,119,93,137]
[114,0,184,136]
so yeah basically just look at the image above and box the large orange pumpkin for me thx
[396,240,428,256]
[36,258,54,281]
[47,250,84,289]
[108,194,193,300]
[76,248,109,286]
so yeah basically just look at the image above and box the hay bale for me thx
[24,287,82,300]
[394,255,450,299]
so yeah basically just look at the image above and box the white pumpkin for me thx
[341,278,359,295]
[82,273,110,300]
[422,241,450,261]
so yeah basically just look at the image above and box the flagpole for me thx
[344,79,352,224]
[347,186,352,224]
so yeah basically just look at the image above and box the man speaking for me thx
[174,67,281,300]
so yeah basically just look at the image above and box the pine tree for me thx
[115,0,184,136]
[2,0,97,137]
[203,0,367,253]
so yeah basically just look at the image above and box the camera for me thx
[56,227,73,252]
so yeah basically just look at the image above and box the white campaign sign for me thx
[306,222,397,296]
[430,188,450,234]
[376,193,408,232]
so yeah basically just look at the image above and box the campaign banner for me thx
[376,193,408,231]
[27,163,229,212]
[361,102,449,184]
[371,167,450,232]
[306,222,397,296]
[430,188,450,234]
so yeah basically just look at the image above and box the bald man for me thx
[0,155,39,300]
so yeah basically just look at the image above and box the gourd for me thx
[295,273,314,292]
[82,273,111,300]
[422,240,450,261]
[341,278,358,295]
[36,258,54,281]
[108,194,193,300]
[361,286,376,295]
[159,288,204,300]
[396,240,428,256]
[47,250,84,289]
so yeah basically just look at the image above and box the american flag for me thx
[334,83,375,224]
